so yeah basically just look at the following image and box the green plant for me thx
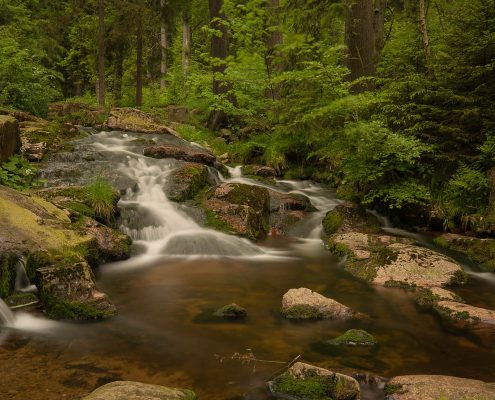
[83,177,117,223]
[0,155,40,190]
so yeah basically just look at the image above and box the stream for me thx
[1,131,495,399]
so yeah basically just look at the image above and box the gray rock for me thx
[82,381,197,400]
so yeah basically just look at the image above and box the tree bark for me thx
[136,9,143,107]
[113,43,124,105]
[160,0,168,89]
[345,0,376,84]
[207,0,234,130]
[182,7,192,76]
[373,0,387,61]
[97,0,106,108]
[419,0,432,73]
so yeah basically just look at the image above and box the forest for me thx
[1,1,495,400]
[1,0,493,230]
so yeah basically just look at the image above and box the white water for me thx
[0,298,15,326]
[14,257,37,294]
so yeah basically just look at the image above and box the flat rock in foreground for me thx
[281,288,356,320]
[385,375,495,400]
[82,381,197,400]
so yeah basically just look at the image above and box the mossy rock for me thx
[5,292,39,309]
[322,210,343,236]
[281,304,325,320]
[82,381,197,400]
[327,329,377,347]
[167,163,211,202]
[324,204,381,236]
[0,253,19,298]
[213,303,247,319]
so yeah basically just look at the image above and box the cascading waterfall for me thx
[0,299,15,327]
[15,257,37,293]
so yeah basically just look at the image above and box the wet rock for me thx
[281,288,356,320]
[327,329,377,346]
[82,381,197,400]
[166,163,210,202]
[415,287,464,308]
[213,303,247,319]
[36,262,116,320]
[269,210,307,236]
[385,375,495,400]
[48,102,105,126]
[434,233,495,272]
[144,144,216,166]
[322,203,381,237]
[433,301,495,330]
[0,252,19,298]
[108,108,179,136]
[328,233,467,288]
[269,190,315,212]
[269,362,360,400]
[242,164,278,178]
[203,183,270,240]
[0,115,21,162]
[4,293,39,309]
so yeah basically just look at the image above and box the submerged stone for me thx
[281,288,356,320]
[269,362,360,400]
[82,381,197,400]
[327,329,377,347]
[385,375,495,400]
[213,303,247,319]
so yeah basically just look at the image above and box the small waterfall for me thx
[14,257,37,293]
[0,299,15,327]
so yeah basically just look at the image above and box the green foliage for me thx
[327,329,377,346]
[84,177,117,223]
[0,155,40,190]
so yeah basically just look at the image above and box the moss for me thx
[271,371,356,400]
[433,236,449,248]
[207,183,270,213]
[44,297,114,320]
[0,253,18,298]
[5,293,39,308]
[433,304,480,323]
[327,329,377,346]
[327,239,353,259]
[434,236,495,273]
[204,209,232,234]
[416,288,464,308]
[384,383,404,395]
[322,210,343,236]
[449,269,468,286]
[384,280,417,290]
[282,304,324,320]
[170,164,209,202]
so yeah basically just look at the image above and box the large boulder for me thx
[269,362,360,400]
[144,144,216,166]
[242,164,278,179]
[36,262,116,320]
[328,232,467,288]
[385,375,495,400]
[281,288,357,320]
[0,115,21,162]
[166,163,211,202]
[82,381,197,400]
[202,183,270,240]
[322,202,381,237]
[108,108,179,135]
[434,233,495,272]
[269,190,315,212]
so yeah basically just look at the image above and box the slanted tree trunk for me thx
[265,0,283,100]
[345,0,376,86]
[97,0,106,108]
[182,7,192,76]
[207,0,234,131]
[160,0,168,89]
[419,0,432,74]
[136,10,143,107]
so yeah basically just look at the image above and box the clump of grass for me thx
[84,177,117,223]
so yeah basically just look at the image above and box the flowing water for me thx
[1,131,495,399]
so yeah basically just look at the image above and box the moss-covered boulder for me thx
[281,288,357,320]
[327,329,377,347]
[269,362,360,400]
[82,381,197,400]
[415,287,464,308]
[166,163,210,202]
[48,102,106,126]
[202,183,270,240]
[4,292,39,309]
[434,233,495,272]
[36,262,116,320]
[433,301,495,330]
[108,107,179,136]
[328,233,467,288]
[0,115,21,162]
[269,190,315,212]
[242,164,278,178]
[385,375,495,400]
[213,303,247,319]
[322,203,381,237]
[144,143,216,166]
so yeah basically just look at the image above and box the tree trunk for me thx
[265,0,283,100]
[182,7,192,76]
[160,0,168,89]
[345,0,376,85]
[97,0,106,108]
[113,43,124,105]
[136,10,143,107]
[207,0,234,130]
[419,0,432,73]
[373,0,387,61]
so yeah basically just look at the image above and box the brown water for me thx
[1,238,495,400]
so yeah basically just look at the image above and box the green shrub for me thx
[0,155,40,190]
[83,177,117,223]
